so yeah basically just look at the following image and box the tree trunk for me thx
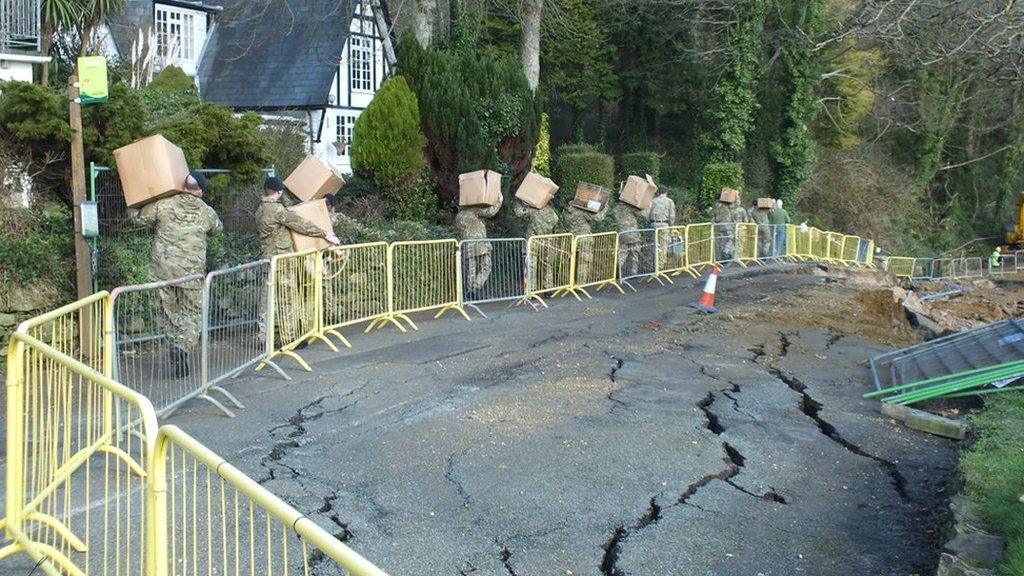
[78,19,96,57]
[415,0,437,48]
[40,21,54,87]
[520,0,542,91]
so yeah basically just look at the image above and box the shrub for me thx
[352,76,426,190]
[699,161,744,207]
[552,144,614,198]
[619,152,661,181]
[156,105,270,181]
[533,113,551,177]
[147,65,197,93]
[387,170,439,222]
[0,203,73,287]
[83,83,147,167]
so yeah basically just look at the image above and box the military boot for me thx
[169,347,190,378]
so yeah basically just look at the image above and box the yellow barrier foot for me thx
[576,286,593,300]
[274,349,312,372]
[396,313,419,331]
[309,333,339,353]
[530,294,549,308]
[435,305,471,322]
[251,357,290,381]
[97,445,147,477]
[656,273,673,284]
[325,329,352,349]
[510,297,540,312]
[466,303,488,318]
[0,541,87,576]
[24,512,88,552]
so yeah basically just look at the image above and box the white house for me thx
[0,0,50,82]
[104,0,393,174]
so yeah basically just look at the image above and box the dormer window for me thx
[156,5,197,62]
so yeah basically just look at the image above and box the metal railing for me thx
[265,250,334,372]
[735,222,759,266]
[460,238,531,317]
[656,225,697,278]
[0,0,41,52]
[618,228,661,290]
[321,242,391,340]
[374,239,469,331]
[573,232,623,297]
[685,223,714,272]
[526,233,576,305]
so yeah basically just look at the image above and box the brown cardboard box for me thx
[570,182,610,213]
[284,156,346,202]
[515,172,559,209]
[113,134,190,207]
[757,197,775,209]
[618,174,657,210]
[459,170,503,207]
[288,199,334,251]
[719,188,739,204]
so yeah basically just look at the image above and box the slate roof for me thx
[197,0,356,110]
[106,0,221,59]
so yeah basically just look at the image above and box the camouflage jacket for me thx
[455,199,502,256]
[132,193,222,280]
[648,195,676,226]
[613,203,646,244]
[513,199,559,237]
[256,196,327,258]
[713,202,734,223]
[749,208,771,226]
[563,202,609,236]
[731,205,751,223]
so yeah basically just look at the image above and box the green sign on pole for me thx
[78,56,108,105]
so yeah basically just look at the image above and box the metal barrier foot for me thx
[198,390,240,418]
[435,305,471,322]
[307,333,339,353]
[263,349,312,372]
[395,313,420,330]
[324,329,353,349]
[509,297,540,312]
[655,273,674,284]
[576,286,593,300]
[594,281,626,295]
[97,444,147,477]
[23,512,87,552]
[466,303,488,318]
[0,541,87,576]
[364,315,409,333]
[249,357,290,381]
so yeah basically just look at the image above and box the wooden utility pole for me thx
[68,74,94,299]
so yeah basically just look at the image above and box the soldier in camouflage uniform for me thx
[257,177,340,349]
[748,199,773,259]
[564,201,610,283]
[613,201,648,278]
[648,187,678,271]
[130,172,222,377]
[455,194,504,298]
[514,197,560,290]
[713,188,746,262]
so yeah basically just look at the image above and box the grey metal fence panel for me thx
[963,257,984,278]
[1017,250,1024,272]
[460,238,531,317]
[618,228,660,290]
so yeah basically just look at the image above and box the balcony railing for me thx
[0,0,41,52]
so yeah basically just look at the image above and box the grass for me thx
[961,391,1024,575]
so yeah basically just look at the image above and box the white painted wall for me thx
[0,58,34,82]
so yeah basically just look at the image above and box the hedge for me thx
[619,152,661,181]
[699,161,744,207]
[553,145,615,199]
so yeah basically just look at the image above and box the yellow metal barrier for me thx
[884,256,916,279]
[841,235,860,265]
[824,231,845,263]
[264,249,334,373]
[526,233,576,306]
[809,228,827,260]
[735,223,759,266]
[684,223,714,272]
[2,328,158,576]
[865,240,875,267]
[367,239,468,332]
[147,425,389,576]
[573,232,623,297]
[321,242,390,346]
[790,225,809,260]
[656,226,697,278]
[17,290,110,375]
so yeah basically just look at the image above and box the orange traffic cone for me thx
[690,263,720,314]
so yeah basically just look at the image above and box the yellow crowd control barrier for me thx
[18,290,110,375]
[321,241,390,346]
[841,235,860,265]
[884,257,916,279]
[735,223,759,266]
[684,223,714,272]
[368,239,468,332]
[790,225,809,260]
[2,327,158,576]
[264,249,334,373]
[824,231,845,263]
[864,240,876,267]
[526,233,576,305]
[147,425,389,576]
[657,226,698,278]
[573,232,623,297]
[809,228,827,260]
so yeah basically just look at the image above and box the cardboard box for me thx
[284,156,346,202]
[288,199,334,251]
[719,188,739,204]
[618,174,657,210]
[459,170,503,207]
[113,134,190,207]
[757,197,775,209]
[570,182,610,213]
[515,172,559,209]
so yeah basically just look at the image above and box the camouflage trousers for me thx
[529,250,556,291]
[464,252,493,292]
[260,257,317,348]
[619,242,641,278]
[758,225,773,259]
[716,234,736,262]
[158,280,203,351]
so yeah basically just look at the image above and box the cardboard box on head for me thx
[288,199,334,251]
[113,134,190,208]
[459,170,503,207]
[618,174,657,210]
[719,188,739,204]
[757,197,775,209]
[284,156,346,202]
[515,172,559,209]
[570,182,611,213]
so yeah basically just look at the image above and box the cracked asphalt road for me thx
[0,264,957,575]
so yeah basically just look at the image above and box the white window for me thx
[155,6,197,61]
[334,114,358,156]
[349,36,372,92]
